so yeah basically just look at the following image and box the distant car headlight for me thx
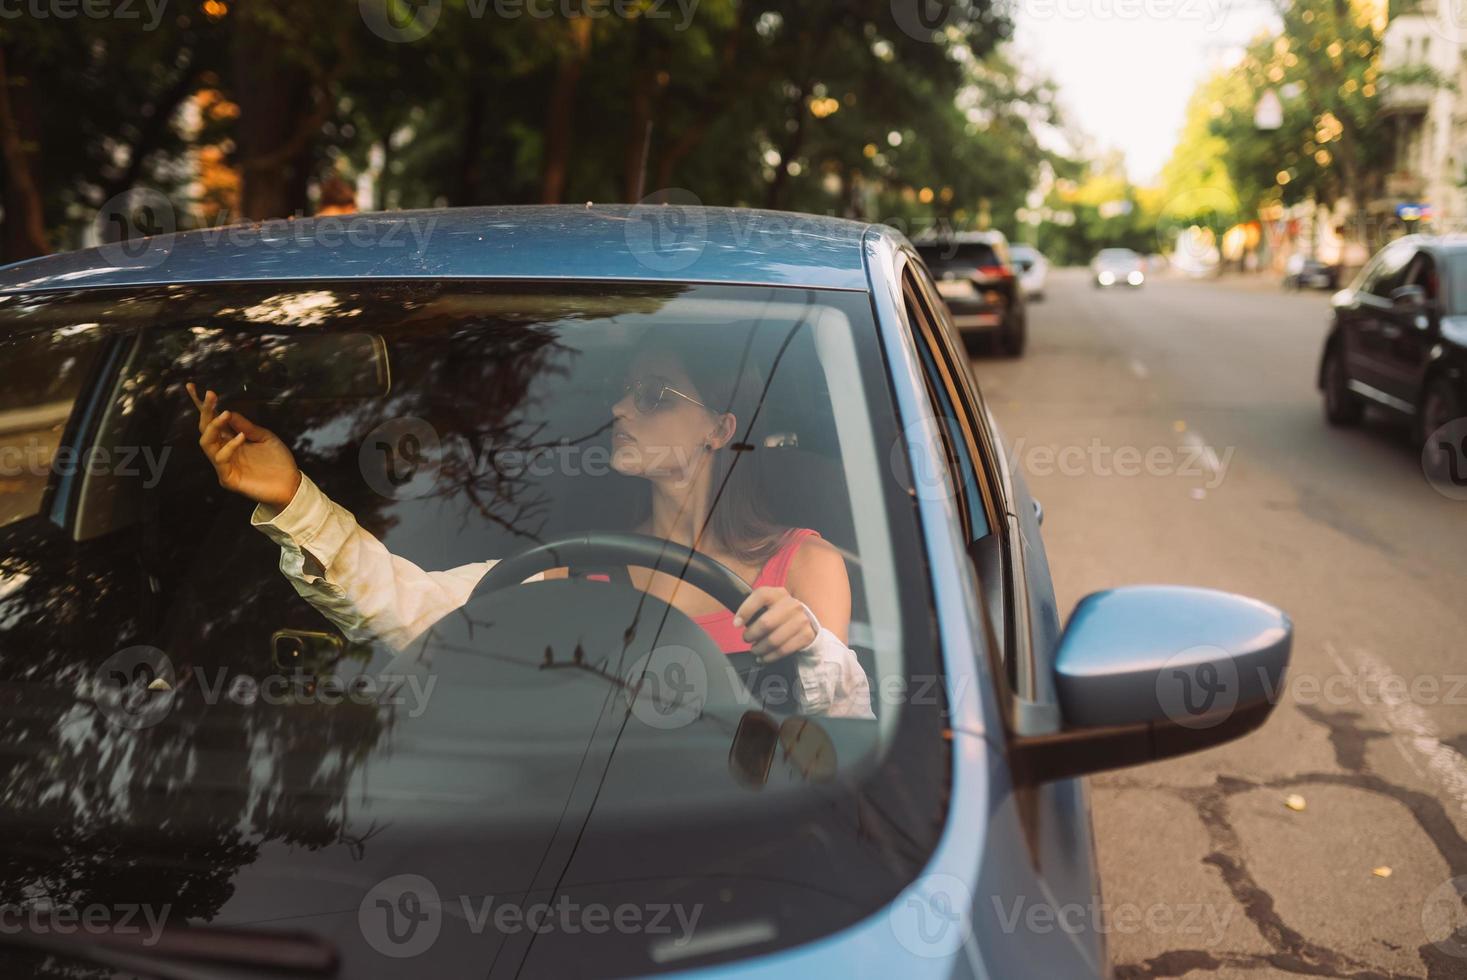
[1128,270,1144,285]
[1098,271,1116,286]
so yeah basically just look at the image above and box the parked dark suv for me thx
[914,231,1027,356]
[1318,235,1467,472]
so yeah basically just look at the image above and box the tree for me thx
[1,0,1045,261]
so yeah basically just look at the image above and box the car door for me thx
[897,254,1106,977]
[1348,240,1415,399]
[1374,248,1441,406]
[0,320,153,682]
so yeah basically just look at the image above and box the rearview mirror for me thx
[208,333,391,402]
[1011,586,1291,784]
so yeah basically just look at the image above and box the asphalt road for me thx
[968,267,1467,979]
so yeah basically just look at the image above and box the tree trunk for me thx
[0,47,50,261]
[456,87,486,206]
[232,16,317,221]
[650,5,753,191]
[540,16,593,204]
[622,22,664,202]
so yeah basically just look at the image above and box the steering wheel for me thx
[467,532,805,714]
[472,532,753,612]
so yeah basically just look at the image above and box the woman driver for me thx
[186,330,873,719]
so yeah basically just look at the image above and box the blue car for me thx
[0,206,1290,978]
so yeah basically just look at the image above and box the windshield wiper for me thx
[0,924,338,979]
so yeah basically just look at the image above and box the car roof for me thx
[0,205,877,294]
[1383,234,1467,256]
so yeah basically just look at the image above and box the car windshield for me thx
[0,280,948,975]
[1096,249,1139,266]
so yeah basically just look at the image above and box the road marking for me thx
[1129,358,1149,379]
[1330,643,1467,815]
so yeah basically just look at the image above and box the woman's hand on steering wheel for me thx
[734,587,818,664]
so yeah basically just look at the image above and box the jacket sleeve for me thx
[791,602,876,720]
[250,473,504,652]
[252,477,874,719]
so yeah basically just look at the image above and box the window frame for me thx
[895,249,1027,705]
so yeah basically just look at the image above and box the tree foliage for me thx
[0,0,1067,262]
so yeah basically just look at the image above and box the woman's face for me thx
[611,350,732,481]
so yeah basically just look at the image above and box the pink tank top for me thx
[693,528,821,654]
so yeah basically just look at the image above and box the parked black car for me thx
[914,232,1027,356]
[1318,235,1467,467]
[1283,254,1339,291]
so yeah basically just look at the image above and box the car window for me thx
[1446,254,1467,313]
[1363,242,1414,298]
[899,260,1011,672]
[1349,252,1383,293]
[899,270,989,542]
[916,241,1000,277]
[1403,251,1439,301]
[0,279,951,972]
[0,325,107,528]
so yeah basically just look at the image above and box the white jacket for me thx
[251,474,874,719]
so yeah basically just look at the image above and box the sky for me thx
[1012,1,1280,184]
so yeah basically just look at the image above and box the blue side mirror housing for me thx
[1012,586,1292,784]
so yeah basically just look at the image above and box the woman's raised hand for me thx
[187,383,302,509]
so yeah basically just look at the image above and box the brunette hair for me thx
[625,325,786,564]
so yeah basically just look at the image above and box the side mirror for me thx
[1391,284,1427,308]
[1011,586,1291,784]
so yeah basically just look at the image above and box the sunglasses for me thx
[619,377,708,414]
